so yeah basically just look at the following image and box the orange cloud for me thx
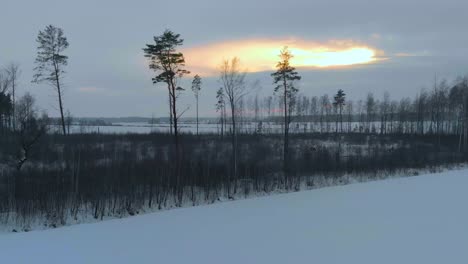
[182,38,384,76]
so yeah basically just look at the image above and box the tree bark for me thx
[282,74,289,184]
[230,101,237,198]
[196,95,199,136]
[53,63,66,136]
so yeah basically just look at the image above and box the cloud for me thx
[182,38,385,76]
[77,86,128,97]
[370,33,382,40]
[77,87,103,93]
[394,51,431,57]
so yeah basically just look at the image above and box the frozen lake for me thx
[49,120,441,135]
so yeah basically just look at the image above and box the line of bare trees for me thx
[0,130,465,230]
[0,64,49,170]
[209,77,468,152]
[0,64,19,132]
[1,24,71,171]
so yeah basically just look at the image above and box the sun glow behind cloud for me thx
[182,38,382,76]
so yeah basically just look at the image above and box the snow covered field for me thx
[0,169,467,264]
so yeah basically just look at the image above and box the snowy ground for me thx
[0,169,467,264]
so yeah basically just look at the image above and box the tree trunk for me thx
[12,78,16,131]
[55,76,66,135]
[229,102,237,198]
[196,96,199,136]
[169,82,179,154]
[282,76,289,185]
[52,62,67,136]
[168,91,173,136]
[340,105,343,133]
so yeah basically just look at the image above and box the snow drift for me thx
[0,169,466,264]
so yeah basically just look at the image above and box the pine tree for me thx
[219,57,247,197]
[191,74,202,136]
[216,87,226,138]
[271,46,301,184]
[143,30,190,152]
[32,25,69,135]
[333,89,346,133]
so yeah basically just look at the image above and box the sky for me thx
[1,0,468,118]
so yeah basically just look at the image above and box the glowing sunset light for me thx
[182,38,382,75]
[292,47,376,67]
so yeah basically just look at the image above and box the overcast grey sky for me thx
[1,0,468,117]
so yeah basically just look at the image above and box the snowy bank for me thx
[0,168,467,264]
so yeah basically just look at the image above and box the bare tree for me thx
[310,96,318,131]
[380,91,390,135]
[32,25,69,135]
[5,63,21,130]
[320,95,330,133]
[0,70,11,94]
[345,100,354,132]
[15,93,48,170]
[219,57,246,197]
[365,93,376,132]
[0,69,12,131]
[65,109,73,134]
[0,91,13,132]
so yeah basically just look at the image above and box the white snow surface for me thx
[0,169,467,264]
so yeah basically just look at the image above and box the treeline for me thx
[212,77,468,150]
[0,65,17,133]
[0,132,465,230]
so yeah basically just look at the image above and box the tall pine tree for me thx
[143,30,190,152]
[271,47,301,185]
[333,89,346,133]
[191,74,202,136]
[32,25,69,135]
